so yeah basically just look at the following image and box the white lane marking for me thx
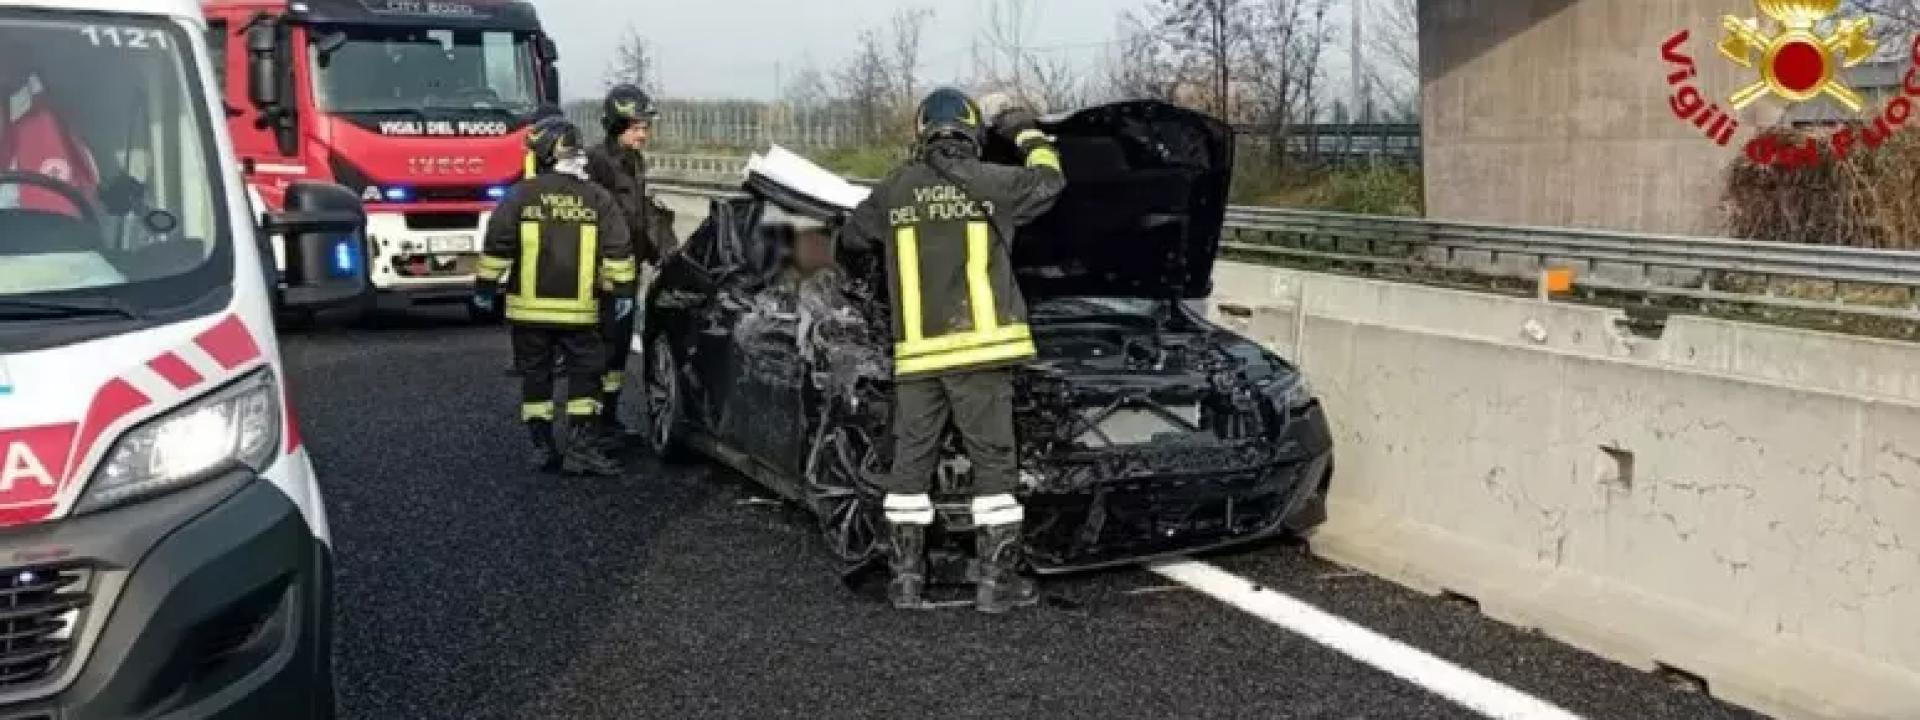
[1150,560,1586,720]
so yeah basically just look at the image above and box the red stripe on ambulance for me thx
[194,315,261,371]
[147,352,203,391]
[66,379,150,487]
[0,424,80,526]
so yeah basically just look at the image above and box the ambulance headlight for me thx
[75,369,281,515]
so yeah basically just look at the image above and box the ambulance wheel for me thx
[643,334,687,461]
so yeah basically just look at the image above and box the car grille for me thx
[0,566,88,691]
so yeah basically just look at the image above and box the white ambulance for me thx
[0,0,364,716]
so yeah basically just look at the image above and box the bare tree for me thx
[1103,13,1186,102]
[1363,0,1418,119]
[892,8,934,106]
[783,58,831,110]
[1244,0,1333,164]
[603,25,660,95]
[1849,0,1920,37]
[836,28,898,145]
[971,0,1089,112]
[1157,0,1256,119]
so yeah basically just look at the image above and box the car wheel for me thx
[643,334,686,460]
[805,425,883,566]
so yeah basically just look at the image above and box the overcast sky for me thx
[529,0,1372,103]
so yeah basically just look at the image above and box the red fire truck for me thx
[203,0,561,320]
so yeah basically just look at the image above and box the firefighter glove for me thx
[991,107,1041,144]
[614,297,636,321]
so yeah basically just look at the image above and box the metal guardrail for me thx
[648,162,1920,322]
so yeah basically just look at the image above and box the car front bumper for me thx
[925,404,1337,575]
[0,471,333,720]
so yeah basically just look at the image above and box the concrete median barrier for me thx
[1207,262,1920,720]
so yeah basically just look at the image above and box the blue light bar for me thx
[486,186,508,200]
[383,187,412,202]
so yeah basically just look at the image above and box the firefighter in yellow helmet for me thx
[838,87,1066,613]
[474,117,637,476]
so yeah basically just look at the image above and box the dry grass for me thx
[1723,127,1920,248]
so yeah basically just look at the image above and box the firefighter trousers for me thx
[512,324,605,422]
[881,369,1022,528]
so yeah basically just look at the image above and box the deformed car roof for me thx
[742,100,1235,301]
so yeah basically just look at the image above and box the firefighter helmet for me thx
[915,87,985,151]
[602,84,659,135]
[525,117,584,172]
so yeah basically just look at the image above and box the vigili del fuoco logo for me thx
[1660,0,1920,167]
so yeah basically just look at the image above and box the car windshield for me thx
[309,25,538,114]
[0,11,228,316]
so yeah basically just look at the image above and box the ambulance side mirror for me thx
[265,181,373,310]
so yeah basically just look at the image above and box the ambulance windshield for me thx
[0,11,229,319]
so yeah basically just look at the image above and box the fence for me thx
[648,168,1920,324]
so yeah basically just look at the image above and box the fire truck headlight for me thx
[383,187,412,203]
[75,368,281,515]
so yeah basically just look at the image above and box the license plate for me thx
[427,234,474,253]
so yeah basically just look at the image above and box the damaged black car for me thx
[637,100,1334,576]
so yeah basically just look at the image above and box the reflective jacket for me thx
[585,140,659,265]
[476,172,636,327]
[842,134,1065,379]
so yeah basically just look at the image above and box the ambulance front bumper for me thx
[0,470,333,720]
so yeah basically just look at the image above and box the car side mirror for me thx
[264,181,372,310]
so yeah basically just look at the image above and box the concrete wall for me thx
[1419,0,1776,235]
[1207,261,1920,720]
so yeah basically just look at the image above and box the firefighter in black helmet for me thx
[583,84,663,448]
[838,87,1066,613]
[474,117,636,476]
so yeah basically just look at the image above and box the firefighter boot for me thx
[561,422,623,477]
[884,521,930,610]
[526,420,561,472]
[974,523,1039,614]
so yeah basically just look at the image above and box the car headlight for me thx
[74,368,281,515]
[1269,375,1316,413]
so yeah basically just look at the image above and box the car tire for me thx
[804,425,884,566]
[642,333,687,461]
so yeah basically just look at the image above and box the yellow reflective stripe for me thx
[521,402,555,421]
[1015,129,1048,146]
[896,226,924,344]
[966,221,996,334]
[524,151,536,179]
[1025,146,1061,171]
[896,338,1037,376]
[602,371,624,393]
[477,254,513,281]
[519,223,540,299]
[602,257,637,284]
[565,397,601,416]
[578,225,598,304]
[895,323,1032,360]
[505,305,600,325]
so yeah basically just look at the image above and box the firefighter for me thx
[583,84,661,448]
[838,87,1066,613]
[474,117,637,477]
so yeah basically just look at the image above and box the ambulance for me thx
[0,0,362,715]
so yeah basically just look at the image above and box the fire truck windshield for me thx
[309,25,539,115]
[0,10,232,332]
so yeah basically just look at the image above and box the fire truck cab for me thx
[0,0,365,715]
[205,0,561,319]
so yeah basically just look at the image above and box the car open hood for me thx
[742,100,1234,300]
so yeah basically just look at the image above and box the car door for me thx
[714,216,811,477]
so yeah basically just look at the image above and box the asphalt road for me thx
[284,306,1771,720]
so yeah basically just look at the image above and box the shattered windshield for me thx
[309,25,538,113]
[0,11,229,318]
